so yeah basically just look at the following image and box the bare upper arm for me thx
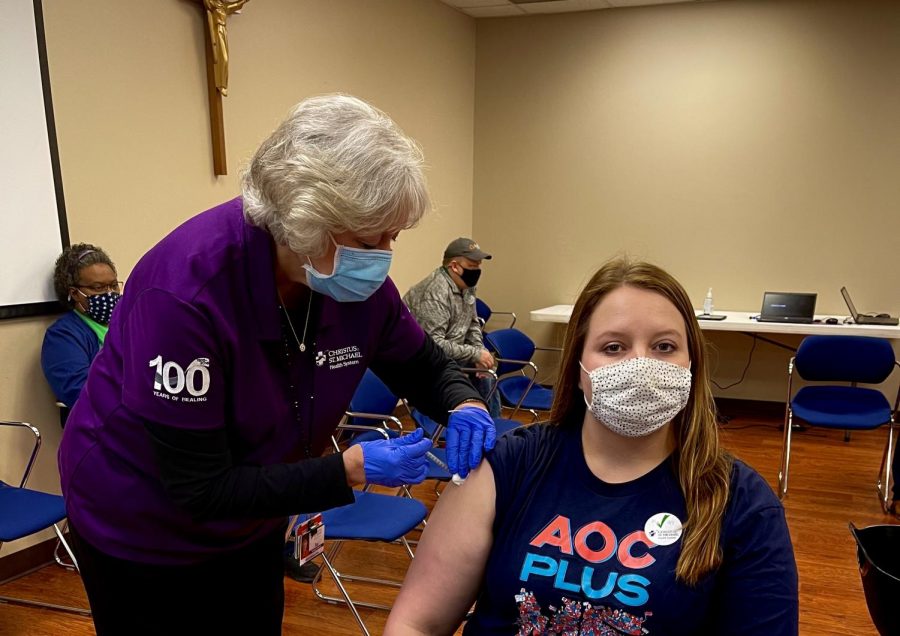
[385,459,497,636]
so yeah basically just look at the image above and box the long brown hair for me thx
[550,257,732,585]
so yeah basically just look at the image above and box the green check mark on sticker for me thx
[657,514,670,528]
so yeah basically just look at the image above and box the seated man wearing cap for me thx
[404,238,501,418]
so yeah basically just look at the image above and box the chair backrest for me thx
[795,336,896,384]
[850,523,900,634]
[0,422,89,615]
[475,298,492,324]
[0,421,41,489]
[349,370,398,416]
[484,328,536,376]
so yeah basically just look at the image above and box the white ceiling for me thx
[439,0,714,19]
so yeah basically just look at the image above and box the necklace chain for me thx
[277,290,313,353]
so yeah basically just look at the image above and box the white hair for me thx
[241,94,430,256]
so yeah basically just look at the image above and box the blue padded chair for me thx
[778,336,899,509]
[311,414,430,636]
[348,371,402,427]
[309,490,428,636]
[411,409,521,444]
[850,522,900,635]
[410,408,520,484]
[474,297,490,327]
[484,328,560,419]
[408,367,522,486]
[474,297,516,331]
[342,369,448,482]
[341,370,404,444]
[0,421,90,616]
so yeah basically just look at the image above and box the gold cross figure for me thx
[203,0,249,97]
[197,0,249,175]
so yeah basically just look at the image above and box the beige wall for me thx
[473,0,900,398]
[4,0,899,559]
[0,0,475,556]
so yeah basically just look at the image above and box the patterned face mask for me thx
[77,290,121,325]
[580,357,692,437]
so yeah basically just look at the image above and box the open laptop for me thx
[841,287,899,326]
[758,291,817,324]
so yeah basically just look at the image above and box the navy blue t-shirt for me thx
[465,423,798,635]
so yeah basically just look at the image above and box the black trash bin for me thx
[850,523,900,635]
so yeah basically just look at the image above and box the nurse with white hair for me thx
[59,94,495,635]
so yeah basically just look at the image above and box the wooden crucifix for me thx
[197,0,249,176]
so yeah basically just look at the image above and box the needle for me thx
[425,451,465,485]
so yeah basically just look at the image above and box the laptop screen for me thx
[760,292,817,321]
[840,287,858,318]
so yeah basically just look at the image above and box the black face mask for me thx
[458,266,482,288]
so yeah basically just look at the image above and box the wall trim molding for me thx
[0,537,57,584]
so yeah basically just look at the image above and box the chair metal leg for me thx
[53,521,77,571]
[0,524,91,616]
[0,594,93,616]
[877,421,895,512]
[510,372,538,419]
[400,535,415,560]
[53,540,76,570]
[311,536,415,613]
[313,551,371,636]
[329,537,408,590]
[778,407,794,500]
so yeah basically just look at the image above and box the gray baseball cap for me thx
[443,237,492,261]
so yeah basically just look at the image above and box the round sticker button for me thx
[644,512,683,546]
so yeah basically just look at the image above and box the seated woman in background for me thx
[41,243,121,424]
[386,257,798,636]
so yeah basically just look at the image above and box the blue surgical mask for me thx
[303,237,392,302]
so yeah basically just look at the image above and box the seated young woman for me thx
[385,257,798,636]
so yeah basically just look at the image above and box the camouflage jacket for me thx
[403,267,483,365]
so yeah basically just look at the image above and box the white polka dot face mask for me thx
[580,357,692,438]
[80,291,122,325]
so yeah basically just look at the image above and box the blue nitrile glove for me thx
[360,427,433,487]
[446,406,497,479]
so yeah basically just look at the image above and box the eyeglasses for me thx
[76,281,122,294]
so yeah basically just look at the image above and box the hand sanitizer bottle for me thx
[703,288,714,315]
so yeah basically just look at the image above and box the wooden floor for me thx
[0,406,894,635]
